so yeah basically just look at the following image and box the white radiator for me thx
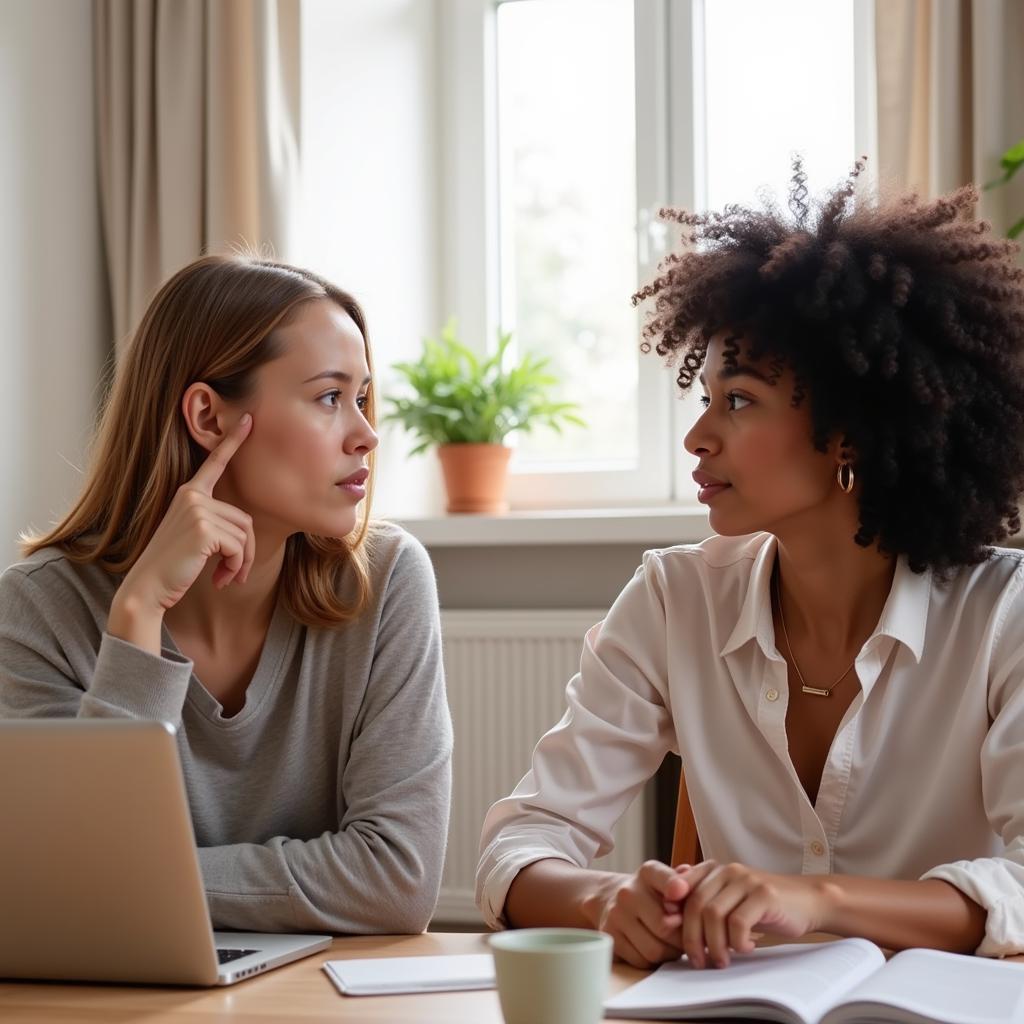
[434,609,651,924]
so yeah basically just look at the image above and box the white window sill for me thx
[389,506,1024,551]
[388,506,713,547]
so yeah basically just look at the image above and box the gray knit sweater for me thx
[0,522,452,935]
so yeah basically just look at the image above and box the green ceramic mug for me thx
[489,928,614,1024]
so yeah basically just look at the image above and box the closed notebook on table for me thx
[603,938,1024,1024]
[322,954,495,995]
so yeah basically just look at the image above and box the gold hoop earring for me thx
[837,463,855,493]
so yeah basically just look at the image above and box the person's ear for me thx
[829,433,857,464]
[181,383,229,454]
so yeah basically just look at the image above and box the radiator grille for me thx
[435,610,651,924]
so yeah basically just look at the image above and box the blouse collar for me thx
[719,533,930,666]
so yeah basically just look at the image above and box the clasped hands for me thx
[591,859,833,970]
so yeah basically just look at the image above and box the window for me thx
[496,0,638,466]
[443,0,872,508]
[703,0,860,211]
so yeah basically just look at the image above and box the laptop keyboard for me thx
[217,947,259,964]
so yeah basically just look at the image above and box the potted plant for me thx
[384,320,584,514]
[984,138,1024,240]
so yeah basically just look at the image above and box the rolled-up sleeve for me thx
[921,570,1024,957]
[475,552,677,929]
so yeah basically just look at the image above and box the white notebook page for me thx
[824,948,1024,1024]
[605,940,886,1022]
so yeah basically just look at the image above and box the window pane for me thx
[495,0,637,466]
[703,0,857,211]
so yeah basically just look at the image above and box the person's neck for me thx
[773,528,897,653]
[164,534,288,651]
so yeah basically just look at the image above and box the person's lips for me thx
[337,467,369,498]
[692,469,731,503]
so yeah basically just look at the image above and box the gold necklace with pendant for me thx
[774,571,856,697]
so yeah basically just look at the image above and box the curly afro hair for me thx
[633,158,1024,577]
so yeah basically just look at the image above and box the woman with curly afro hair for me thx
[477,160,1024,969]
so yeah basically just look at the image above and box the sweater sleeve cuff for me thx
[79,632,193,725]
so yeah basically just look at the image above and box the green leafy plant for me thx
[983,138,1024,240]
[384,320,585,455]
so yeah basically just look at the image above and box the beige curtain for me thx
[875,0,1024,237]
[94,0,301,347]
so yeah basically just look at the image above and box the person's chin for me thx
[293,511,359,541]
[326,515,359,540]
[708,508,763,538]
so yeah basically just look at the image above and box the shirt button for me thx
[765,689,779,702]
[810,841,825,857]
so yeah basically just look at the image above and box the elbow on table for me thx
[322,822,446,934]
[337,884,440,936]
[377,897,437,935]
[346,859,443,935]
[296,888,438,936]
[381,857,445,934]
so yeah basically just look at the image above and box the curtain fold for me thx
[875,0,1024,238]
[94,0,300,348]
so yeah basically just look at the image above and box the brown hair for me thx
[23,253,378,627]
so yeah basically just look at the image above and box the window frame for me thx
[439,0,875,511]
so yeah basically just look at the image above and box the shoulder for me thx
[919,549,1024,681]
[940,549,1024,710]
[970,545,1024,583]
[637,531,770,591]
[1,547,118,609]
[935,546,1024,610]
[0,547,116,642]
[945,546,1024,631]
[603,532,769,639]
[363,520,438,600]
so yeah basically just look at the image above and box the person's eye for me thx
[356,393,369,412]
[727,392,751,411]
[699,394,711,409]
[318,389,341,408]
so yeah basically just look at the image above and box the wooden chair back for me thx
[670,765,702,867]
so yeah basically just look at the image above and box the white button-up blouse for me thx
[475,532,1024,957]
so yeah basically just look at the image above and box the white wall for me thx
[0,0,446,576]
[298,0,446,518]
[0,0,109,568]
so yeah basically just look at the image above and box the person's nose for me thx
[683,406,721,458]
[345,417,379,456]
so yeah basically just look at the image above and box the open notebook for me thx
[604,939,1024,1024]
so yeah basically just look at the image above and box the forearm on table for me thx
[200,828,444,934]
[817,874,987,953]
[504,858,627,930]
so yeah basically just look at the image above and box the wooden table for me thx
[4,930,1019,1023]
[0,931,650,1023]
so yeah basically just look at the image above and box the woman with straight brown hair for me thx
[0,254,452,935]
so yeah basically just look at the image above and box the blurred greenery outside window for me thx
[492,0,861,496]
[496,0,638,466]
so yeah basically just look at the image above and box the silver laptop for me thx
[0,718,331,985]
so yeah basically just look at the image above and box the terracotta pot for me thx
[436,443,512,514]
